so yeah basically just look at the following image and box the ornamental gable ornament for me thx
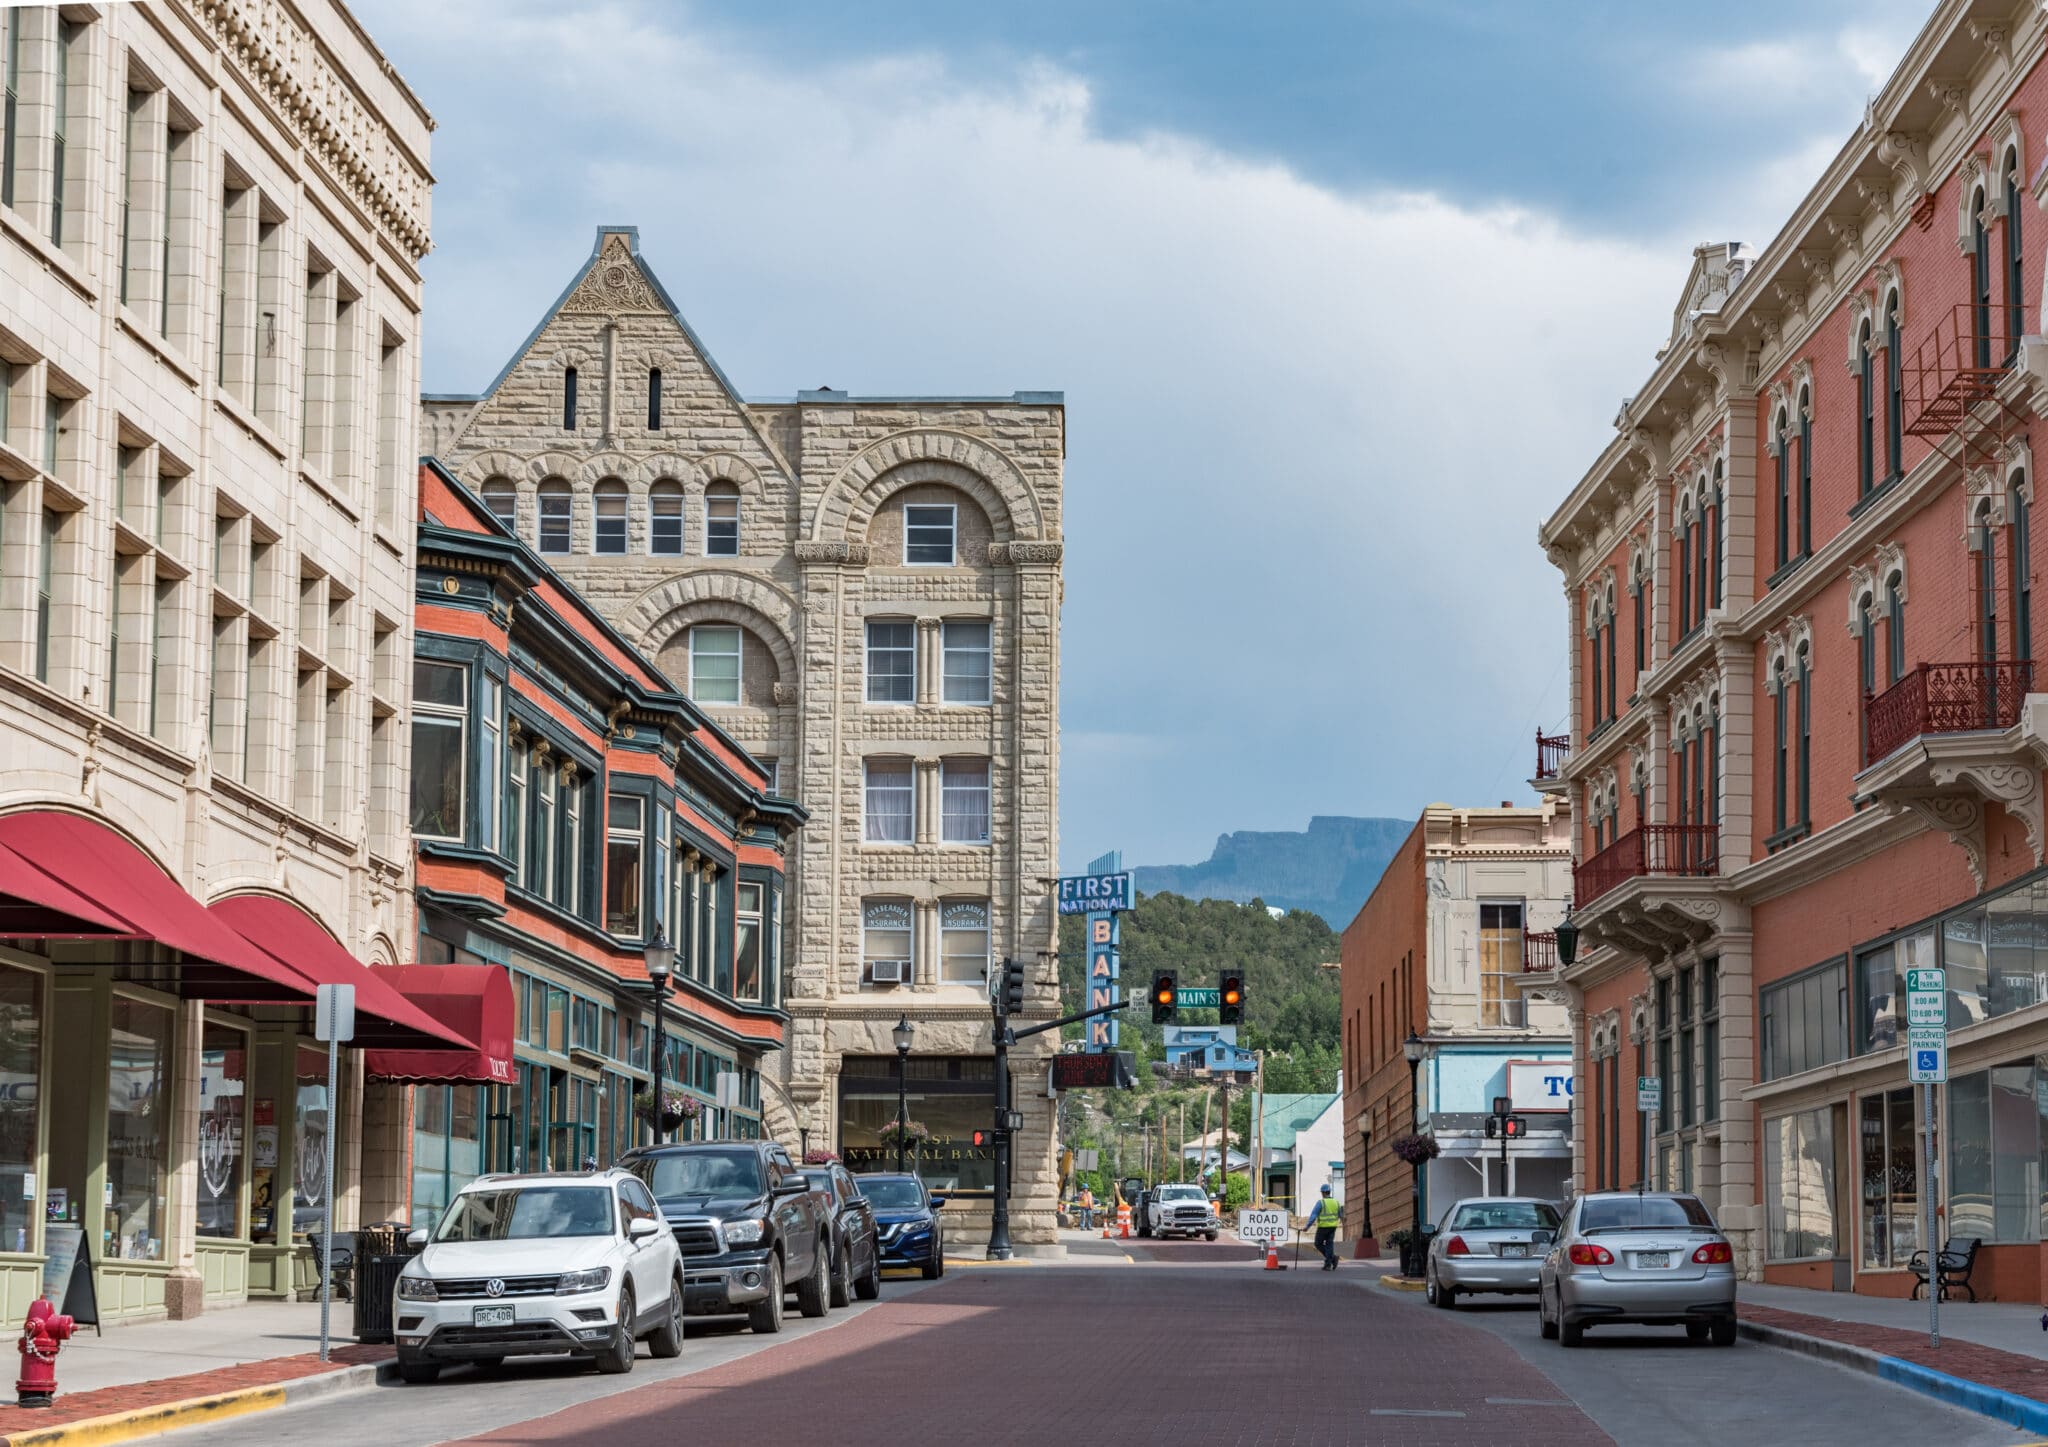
[561,232,665,316]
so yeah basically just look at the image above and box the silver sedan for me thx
[1537,1190,1739,1346]
[1423,1196,1560,1308]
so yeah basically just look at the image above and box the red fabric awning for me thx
[0,811,313,1002]
[209,895,471,1051]
[363,965,517,1084]
[0,835,144,938]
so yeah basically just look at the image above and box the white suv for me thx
[394,1169,684,1382]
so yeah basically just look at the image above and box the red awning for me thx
[0,835,144,938]
[0,811,314,1002]
[363,965,516,1084]
[209,895,471,1051]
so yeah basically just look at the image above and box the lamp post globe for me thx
[892,1016,913,1172]
[645,931,675,1143]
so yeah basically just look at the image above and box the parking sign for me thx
[1906,967,1946,1084]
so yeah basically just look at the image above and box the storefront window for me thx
[411,1086,483,1228]
[1860,1087,1920,1268]
[196,1023,248,1239]
[838,1056,996,1192]
[107,997,171,1261]
[1759,958,1847,1081]
[0,967,39,1254]
[1948,1060,2043,1243]
[293,1045,336,1241]
[1764,1108,1834,1260]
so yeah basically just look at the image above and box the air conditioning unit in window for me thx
[868,959,909,986]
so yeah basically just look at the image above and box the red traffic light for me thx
[972,1130,990,1147]
[1503,1115,1527,1138]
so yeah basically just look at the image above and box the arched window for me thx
[647,367,663,431]
[538,480,571,554]
[1885,294,1904,480]
[1588,603,1603,733]
[563,366,579,432]
[1885,570,1906,685]
[705,482,740,556]
[593,481,628,554]
[1689,709,1708,849]
[1857,590,1877,765]
[1973,186,1993,369]
[1631,557,1646,675]
[2007,150,2025,364]
[1771,657,1789,835]
[1977,499,2000,662]
[1796,386,1813,559]
[1705,696,1719,828]
[482,479,517,532]
[1773,408,1791,568]
[1857,321,1875,496]
[1693,477,1710,628]
[1711,461,1725,608]
[1676,501,1692,643]
[1795,642,1812,829]
[650,481,683,556]
[1604,586,1618,719]
[2014,477,2032,663]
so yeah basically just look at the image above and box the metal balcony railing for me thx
[1573,824,1720,907]
[1863,659,2033,768]
[1522,931,1559,973]
[1535,730,1571,781]
[1902,303,2020,440]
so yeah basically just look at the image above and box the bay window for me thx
[409,660,466,841]
[605,794,645,937]
[735,881,764,1002]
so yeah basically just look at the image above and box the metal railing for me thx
[1573,824,1720,906]
[1862,659,2033,768]
[1535,730,1571,780]
[1902,302,2020,439]
[1523,931,1559,973]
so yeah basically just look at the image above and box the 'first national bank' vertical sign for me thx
[1059,857,1134,1053]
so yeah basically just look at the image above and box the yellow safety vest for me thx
[1311,1197,1342,1229]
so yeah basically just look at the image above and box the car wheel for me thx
[398,1360,440,1385]
[1205,1232,1218,1242]
[829,1244,853,1309]
[1559,1316,1584,1348]
[746,1257,785,1335]
[1710,1319,1738,1348]
[647,1278,684,1359]
[921,1244,942,1280]
[1686,1322,1710,1343]
[595,1285,636,1375]
[1538,1286,1559,1341]
[855,1249,882,1301]
[796,1245,831,1319]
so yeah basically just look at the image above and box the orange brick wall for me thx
[1339,818,1427,1244]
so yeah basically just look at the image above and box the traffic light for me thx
[1151,970,1178,1024]
[1504,1115,1527,1139]
[998,956,1026,1017]
[972,1129,990,1147]
[1219,972,1244,1024]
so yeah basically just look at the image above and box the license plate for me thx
[472,1305,515,1328]
[1499,1244,1527,1259]
[1635,1251,1670,1269]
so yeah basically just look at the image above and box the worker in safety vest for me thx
[1306,1184,1344,1270]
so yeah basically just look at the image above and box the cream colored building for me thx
[424,227,1066,1249]
[0,0,430,1317]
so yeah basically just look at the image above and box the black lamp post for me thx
[646,930,675,1144]
[892,1016,914,1172]
[1402,1031,1426,1274]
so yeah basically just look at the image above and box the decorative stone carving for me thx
[995,541,1063,565]
[1898,793,1989,888]
[771,681,797,707]
[559,232,664,315]
[792,541,872,565]
[1930,760,2045,866]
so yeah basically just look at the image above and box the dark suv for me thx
[620,1139,832,1335]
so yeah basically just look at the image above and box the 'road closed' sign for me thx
[1237,1208,1289,1243]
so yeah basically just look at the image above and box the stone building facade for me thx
[1541,0,2048,1296]
[423,228,1066,1248]
[0,0,431,1317]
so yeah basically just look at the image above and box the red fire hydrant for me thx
[17,1299,74,1407]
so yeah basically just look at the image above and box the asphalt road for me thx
[155,1239,2037,1447]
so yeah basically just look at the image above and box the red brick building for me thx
[1542,0,2048,1297]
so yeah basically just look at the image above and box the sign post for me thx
[314,983,354,1364]
[1906,966,1947,1348]
[1636,1077,1661,1192]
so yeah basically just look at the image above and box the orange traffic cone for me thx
[1100,1213,1111,1239]
[1264,1242,1283,1270]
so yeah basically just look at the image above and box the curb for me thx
[1378,1274,1425,1292]
[1741,1319,2048,1436]
[1,1360,396,1447]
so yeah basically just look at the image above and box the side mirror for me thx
[1532,1229,1555,1247]
[405,1229,429,1249]
[629,1217,661,1241]
[929,1194,947,1210]
[773,1178,809,1196]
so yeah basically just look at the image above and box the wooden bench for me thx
[1908,1236,1981,1302]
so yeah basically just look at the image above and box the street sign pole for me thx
[1636,1077,1661,1193]
[1922,1079,1938,1348]
[1905,965,1947,1350]
[313,983,355,1365]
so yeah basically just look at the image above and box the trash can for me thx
[352,1223,420,1344]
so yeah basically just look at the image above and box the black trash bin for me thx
[352,1223,421,1344]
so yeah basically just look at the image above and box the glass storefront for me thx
[1859,1087,1920,1269]
[1945,1054,2048,1243]
[106,996,171,1261]
[411,1085,483,1228]
[293,1045,333,1241]
[1764,1107,1834,1260]
[0,965,39,1255]
[838,1056,996,1193]
[196,1022,248,1240]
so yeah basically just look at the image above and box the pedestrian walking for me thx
[1078,1184,1096,1231]
[1307,1184,1343,1271]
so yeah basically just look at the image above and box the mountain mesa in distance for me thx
[1131,815,1412,929]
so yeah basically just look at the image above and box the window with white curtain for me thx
[941,758,990,844]
[863,759,913,843]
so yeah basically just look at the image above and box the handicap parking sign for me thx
[1916,1049,1939,1073]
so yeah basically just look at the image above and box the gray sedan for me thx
[1423,1196,1560,1307]
[1537,1191,1738,1347]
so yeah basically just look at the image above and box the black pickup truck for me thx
[620,1139,833,1335]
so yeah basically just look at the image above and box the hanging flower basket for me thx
[802,1149,840,1165]
[1390,1133,1439,1166]
[634,1088,702,1132]
[874,1119,930,1150]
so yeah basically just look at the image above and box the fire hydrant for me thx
[17,1299,74,1408]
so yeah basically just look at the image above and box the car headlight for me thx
[395,1273,439,1301]
[556,1266,611,1294]
[723,1218,767,1245]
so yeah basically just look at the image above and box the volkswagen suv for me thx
[393,1169,685,1382]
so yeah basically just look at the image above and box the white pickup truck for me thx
[1145,1183,1220,1240]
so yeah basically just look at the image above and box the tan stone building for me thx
[424,228,1066,1249]
[0,1,433,1318]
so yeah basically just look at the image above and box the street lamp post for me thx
[892,1016,914,1172]
[1402,1031,1426,1275]
[646,931,676,1144]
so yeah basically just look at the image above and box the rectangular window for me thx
[478,675,500,853]
[650,488,682,555]
[49,21,72,248]
[1764,1108,1835,1261]
[734,881,763,1002]
[563,367,578,431]
[647,368,662,431]
[594,488,626,554]
[1946,1062,2040,1244]
[865,620,915,704]
[0,12,19,209]
[538,489,570,554]
[196,1023,249,1240]
[688,626,741,704]
[1760,958,1848,1082]
[863,899,912,983]
[0,965,40,1242]
[562,775,584,914]
[506,739,527,879]
[1677,966,1695,1126]
[1861,1087,1920,1268]
[107,997,173,1260]
[1701,957,1720,1123]
[534,757,557,899]
[1478,901,1524,1027]
[940,900,990,984]
[863,759,913,843]
[940,758,991,844]
[605,793,645,937]
[942,621,992,704]
[904,504,956,565]
[1655,978,1672,1133]
[36,509,58,682]
[704,488,739,556]
[409,660,467,840]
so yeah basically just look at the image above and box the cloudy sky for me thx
[355,0,1928,871]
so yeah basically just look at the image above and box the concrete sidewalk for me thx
[56,1301,345,1396]
[1741,1281,2048,1360]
